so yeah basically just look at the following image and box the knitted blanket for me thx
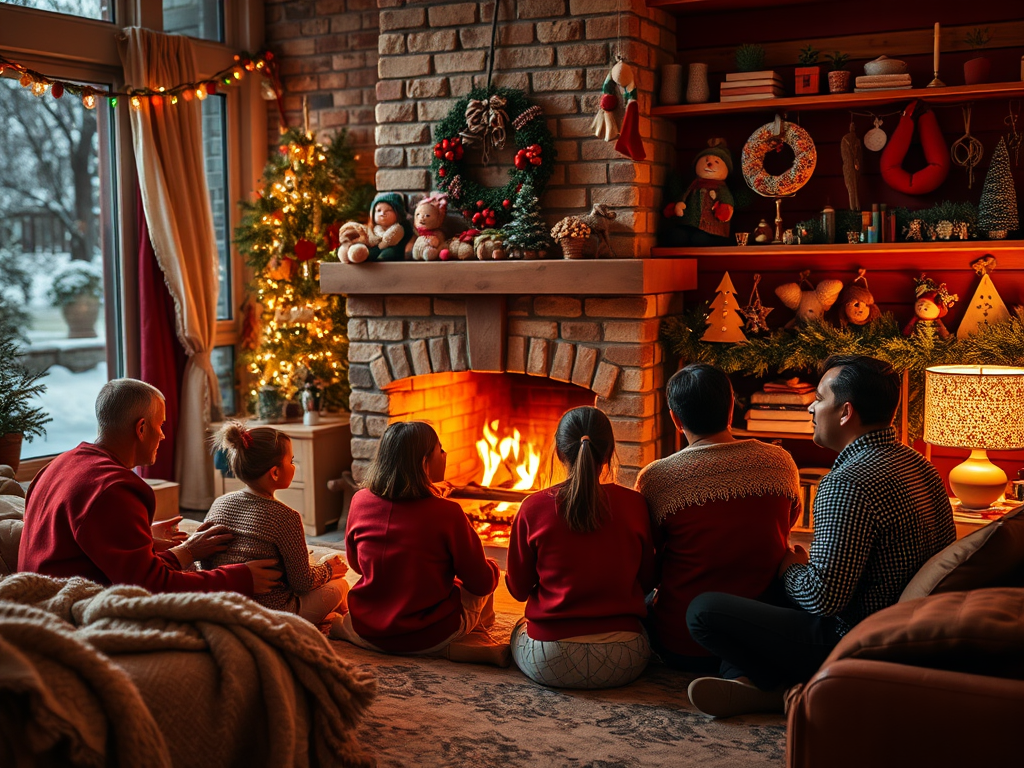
[0,572,376,768]
[637,440,801,524]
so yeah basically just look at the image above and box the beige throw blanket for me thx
[0,573,376,768]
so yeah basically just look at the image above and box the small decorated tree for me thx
[234,127,370,414]
[702,272,748,343]
[977,138,1019,239]
[503,180,551,259]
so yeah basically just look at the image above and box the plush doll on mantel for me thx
[336,192,414,263]
[660,138,736,247]
[903,274,958,340]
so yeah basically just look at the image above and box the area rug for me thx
[330,613,786,768]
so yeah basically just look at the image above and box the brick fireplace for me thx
[322,260,695,501]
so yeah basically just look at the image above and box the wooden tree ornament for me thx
[957,255,1011,338]
[702,272,748,343]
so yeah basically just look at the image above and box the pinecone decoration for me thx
[906,219,923,241]
[935,220,953,240]
[953,221,969,240]
[448,175,463,201]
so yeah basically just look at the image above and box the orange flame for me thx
[476,419,542,491]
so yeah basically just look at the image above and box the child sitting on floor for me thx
[333,420,510,666]
[505,406,656,689]
[204,421,349,628]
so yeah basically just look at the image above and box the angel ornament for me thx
[591,57,645,161]
[841,121,863,210]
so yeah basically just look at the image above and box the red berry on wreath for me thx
[485,217,496,226]
[442,139,450,148]
[503,200,511,207]
[444,151,453,160]
[530,157,542,165]
[476,200,484,208]
[439,168,446,177]
[529,144,541,153]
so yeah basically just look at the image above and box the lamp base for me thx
[949,449,1007,510]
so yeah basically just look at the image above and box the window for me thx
[211,344,236,415]
[202,93,232,321]
[0,74,118,458]
[2,0,112,23]
[161,0,222,42]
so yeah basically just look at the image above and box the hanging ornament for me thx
[957,255,1011,338]
[837,268,880,327]
[840,121,862,210]
[950,105,984,189]
[863,117,887,152]
[738,273,773,333]
[294,238,317,262]
[1004,101,1021,166]
[702,272,748,343]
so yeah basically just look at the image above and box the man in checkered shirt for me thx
[684,355,955,718]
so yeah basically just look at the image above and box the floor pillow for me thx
[899,504,1024,601]
[880,100,950,195]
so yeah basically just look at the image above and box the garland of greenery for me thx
[662,305,1024,441]
[430,87,555,228]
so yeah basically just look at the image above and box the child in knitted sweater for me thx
[204,421,349,628]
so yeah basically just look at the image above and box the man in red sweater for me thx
[19,378,279,595]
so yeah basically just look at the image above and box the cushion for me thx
[826,587,1024,679]
[899,504,1024,601]
[0,496,24,576]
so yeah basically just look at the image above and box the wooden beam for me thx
[465,295,506,374]
[320,259,698,296]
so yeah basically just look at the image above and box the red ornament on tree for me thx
[294,238,317,261]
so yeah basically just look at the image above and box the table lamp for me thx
[924,365,1024,510]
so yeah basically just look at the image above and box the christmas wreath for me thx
[430,87,555,229]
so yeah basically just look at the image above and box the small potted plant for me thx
[795,44,821,95]
[48,259,104,339]
[826,51,851,93]
[0,327,50,473]
[963,27,991,85]
[734,43,767,74]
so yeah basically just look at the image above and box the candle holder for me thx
[927,71,946,88]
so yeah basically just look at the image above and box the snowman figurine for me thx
[660,138,735,247]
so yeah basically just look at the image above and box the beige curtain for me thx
[120,28,221,509]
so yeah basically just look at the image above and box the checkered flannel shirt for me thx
[783,427,955,634]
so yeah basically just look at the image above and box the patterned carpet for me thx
[330,612,787,768]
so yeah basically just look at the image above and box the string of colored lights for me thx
[0,48,285,122]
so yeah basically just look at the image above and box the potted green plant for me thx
[963,27,991,85]
[734,43,767,74]
[0,329,50,473]
[795,44,821,95]
[825,51,851,93]
[48,259,104,339]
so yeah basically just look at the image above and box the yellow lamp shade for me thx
[924,365,1024,450]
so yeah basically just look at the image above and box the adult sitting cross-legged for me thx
[18,378,280,596]
[685,355,956,717]
[636,363,802,672]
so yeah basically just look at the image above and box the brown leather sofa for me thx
[786,507,1024,768]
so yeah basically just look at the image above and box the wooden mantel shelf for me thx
[651,82,1024,119]
[320,258,697,296]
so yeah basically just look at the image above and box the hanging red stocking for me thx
[612,61,645,162]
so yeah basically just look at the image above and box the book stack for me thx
[745,379,815,434]
[720,71,785,102]
[854,74,913,92]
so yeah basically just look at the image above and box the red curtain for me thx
[136,193,186,480]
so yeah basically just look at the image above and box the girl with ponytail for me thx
[505,406,655,689]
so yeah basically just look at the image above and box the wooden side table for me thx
[212,414,352,535]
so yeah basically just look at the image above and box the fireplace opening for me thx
[385,371,595,546]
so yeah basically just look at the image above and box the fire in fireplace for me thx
[385,371,594,546]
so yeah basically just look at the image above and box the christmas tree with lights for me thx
[234,124,371,414]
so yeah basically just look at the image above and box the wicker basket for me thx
[559,237,586,259]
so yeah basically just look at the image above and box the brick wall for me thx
[373,0,677,257]
[264,0,380,182]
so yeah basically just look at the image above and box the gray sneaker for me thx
[687,676,785,718]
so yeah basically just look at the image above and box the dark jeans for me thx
[686,591,845,690]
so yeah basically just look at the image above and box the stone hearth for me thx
[322,259,695,488]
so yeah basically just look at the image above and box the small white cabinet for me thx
[212,414,352,535]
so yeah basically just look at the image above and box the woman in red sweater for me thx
[506,407,656,689]
[334,421,509,665]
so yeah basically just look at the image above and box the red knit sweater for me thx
[18,443,252,595]
[345,489,500,653]
[505,483,656,642]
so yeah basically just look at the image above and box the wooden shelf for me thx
[651,240,1024,273]
[651,81,1024,119]
[648,0,818,13]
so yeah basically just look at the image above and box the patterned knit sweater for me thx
[202,490,332,612]
[637,439,801,523]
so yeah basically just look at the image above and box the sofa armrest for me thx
[787,659,1024,768]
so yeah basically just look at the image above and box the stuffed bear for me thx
[838,269,880,327]
[412,193,448,262]
[474,229,507,260]
[365,192,413,262]
[442,228,479,261]
[335,221,371,264]
[774,271,844,329]
[660,138,735,247]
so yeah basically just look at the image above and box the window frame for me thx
[0,0,266,476]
